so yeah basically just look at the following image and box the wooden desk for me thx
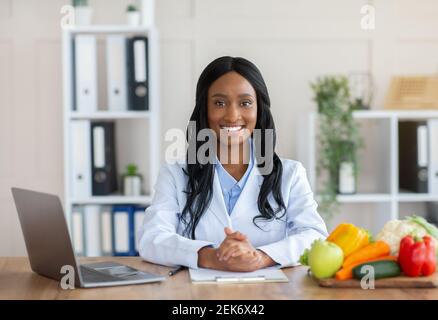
[0,257,437,300]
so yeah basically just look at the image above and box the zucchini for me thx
[352,260,401,280]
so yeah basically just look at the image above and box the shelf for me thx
[309,110,438,226]
[393,110,438,119]
[318,193,438,203]
[71,195,153,205]
[61,6,161,258]
[397,193,438,202]
[336,193,392,203]
[316,193,392,203]
[353,110,393,119]
[68,111,150,120]
[63,25,152,35]
[353,110,438,119]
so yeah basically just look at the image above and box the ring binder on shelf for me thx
[90,121,118,196]
[70,120,92,198]
[399,121,429,193]
[106,35,128,111]
[112,205,137,256]
[126,36,149,111]
[428,119,438,194]
[74,35,98,113]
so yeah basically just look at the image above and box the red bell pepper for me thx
[398,235,436,277]
[422,236,437,276]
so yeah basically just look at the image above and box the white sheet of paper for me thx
[189,266,288,283]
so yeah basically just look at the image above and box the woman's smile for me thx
[220,124,246,135]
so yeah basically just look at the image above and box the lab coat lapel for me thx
[207,167,232,228]
[230,165,263,217]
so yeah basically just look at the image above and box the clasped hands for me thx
[198,227,275,272]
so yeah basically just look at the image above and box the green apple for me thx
[308,239,344,279]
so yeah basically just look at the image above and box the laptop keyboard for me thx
[80,266,122,283]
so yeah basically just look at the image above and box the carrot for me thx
[335,255,397,281]
[342,241,390,269]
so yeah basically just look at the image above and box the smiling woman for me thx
[137,56,328,272]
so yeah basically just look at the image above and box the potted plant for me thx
[126,4,141,26]
[72,0,92,25]
[349,72,373,110]
[123,163,143,196]
[310,75,364,221]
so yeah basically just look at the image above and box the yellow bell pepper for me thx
[327,223,370,258]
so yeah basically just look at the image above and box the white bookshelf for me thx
[61,24,161,246]
[308,110,438,225]
[70,195,153,205]
[335,193,392,203]
[68,111,151,120]
[63,25,153,34]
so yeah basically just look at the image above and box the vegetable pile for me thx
[300,215,438,281]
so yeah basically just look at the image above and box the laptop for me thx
[11,187,166,288]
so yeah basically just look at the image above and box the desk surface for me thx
[0,257,437,300]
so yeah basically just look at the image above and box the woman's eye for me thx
[241,100,252,107]
[215,101,225,107]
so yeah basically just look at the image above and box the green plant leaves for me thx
[310,75,364,221]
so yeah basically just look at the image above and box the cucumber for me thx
[352,260,401,280]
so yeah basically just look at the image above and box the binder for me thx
[106,35,128,111]
[71,206,85,256]
[399,121,429,193]
[429,119,438,194]
[74,35,98,113]
[70,120,92,198]
[134,206,146,255]
[126,36,149,111]
[71,37,77,111]
[90,121,118,196]
[84,205,101,257]
[112,205,136,256]
[100,205,113,256]
[189,267,289,284]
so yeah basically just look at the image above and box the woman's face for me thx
[207,71,258,148]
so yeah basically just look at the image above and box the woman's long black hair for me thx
[180,56,286,239]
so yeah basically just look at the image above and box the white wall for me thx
[1,0,438,255]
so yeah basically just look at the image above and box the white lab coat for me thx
[137,158,328,269]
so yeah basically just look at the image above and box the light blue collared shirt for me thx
[215,140,254,215]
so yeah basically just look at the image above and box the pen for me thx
[168,265,184,276]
